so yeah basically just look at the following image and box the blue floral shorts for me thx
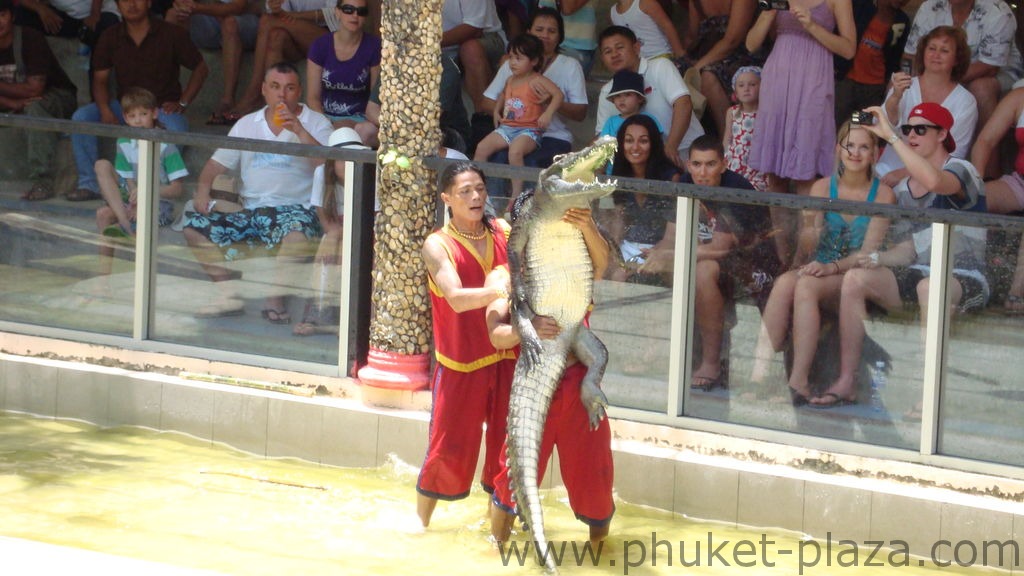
[182,203,321,261]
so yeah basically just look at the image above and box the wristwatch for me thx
[178,100,189,109]
[886,133,899,146]
[869,251,880,265]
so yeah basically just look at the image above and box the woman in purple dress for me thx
[305,0,381,144]
[745,0,856,264]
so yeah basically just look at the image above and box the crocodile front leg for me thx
[572,325,609,430]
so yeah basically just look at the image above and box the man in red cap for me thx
[809,103,988,409]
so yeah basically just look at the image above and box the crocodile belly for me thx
[524,220,594,326]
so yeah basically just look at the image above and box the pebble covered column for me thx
[357,0,442,393]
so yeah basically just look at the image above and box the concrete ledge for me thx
[2,349,1024,572]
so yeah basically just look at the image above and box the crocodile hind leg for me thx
[572,326,609,430]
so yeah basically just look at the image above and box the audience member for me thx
[228,0,329,115]
[165,0,259,125]
[293,125,367,336]
[417,162,514,528]
[757,120,895,407]
[537,0,596,74]
[474,34,564,204]
[877,26,977,182]
[481,8,588,199]
[609,0,685,60]
[746,0,855,269]
[95,87,185,238]
[305,0,380,139]
[440,0,507,149]
[596,25,704,169]
[722,65,767,191]
[901,0,1018,172]
[598,69,664,139]
[680,0,763,135]
[15,0,119,47]
[486,206,613,545]
[684,135,781,391]
[182,62,332,321]
[970,85,1024,313]
[823,103,988,408]
[608,114,681,283]
[834,0,910,126]
[0,0,78,201]
[68,0,208,201]
[745,0,856,198]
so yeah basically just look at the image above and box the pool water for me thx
[0,414,990,575]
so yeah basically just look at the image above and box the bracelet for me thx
[833,262,841,274]
[495,286,509,301]
[886,133,899,146]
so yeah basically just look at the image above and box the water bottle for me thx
[870,361,886,413]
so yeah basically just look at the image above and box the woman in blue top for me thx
[757,120,895,405]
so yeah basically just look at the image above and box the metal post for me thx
[337,160,375,376]
[920,222,952,455]
[668,196,698,416]
[132,138,159,340]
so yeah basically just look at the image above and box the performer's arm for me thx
[422,236,506,312]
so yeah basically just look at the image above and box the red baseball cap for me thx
[907,102,955,153]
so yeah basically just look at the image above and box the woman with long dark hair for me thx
[608,114,681,282]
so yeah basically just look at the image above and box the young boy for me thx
[95,87,187,238]
[598,69,663,139]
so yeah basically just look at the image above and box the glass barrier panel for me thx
[0,129,134,336]
[938,222,1024,466]
[592,191,671,414]
[149,140,342,365]
[683,199,924,451]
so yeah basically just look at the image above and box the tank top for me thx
[502,76,546,128]
[610,0,673,59]
[815,175,879,264]
[427,220,515,372]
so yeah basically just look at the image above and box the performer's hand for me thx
[531,315,561,340]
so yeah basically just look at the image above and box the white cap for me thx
[327,127,368,148]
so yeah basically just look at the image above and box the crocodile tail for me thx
[506,352,565,573]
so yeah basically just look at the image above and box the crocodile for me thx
[505,135,618,573]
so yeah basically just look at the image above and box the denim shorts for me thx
[495,125,542,146]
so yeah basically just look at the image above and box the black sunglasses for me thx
[337,3,368,15]
[900,124,943,136]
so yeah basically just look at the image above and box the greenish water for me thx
[0,414,996,575]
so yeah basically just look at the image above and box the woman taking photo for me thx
[756,120,895,406]
[876,25,977,184]
[608,114,681,284]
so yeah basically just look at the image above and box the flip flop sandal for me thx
[261,308,291,324]
[65,188,101,202]
[21,183,55,201]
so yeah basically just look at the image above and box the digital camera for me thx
[850,111,875,126]
[758,0,790,10]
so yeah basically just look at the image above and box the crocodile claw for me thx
[581,385,608,430]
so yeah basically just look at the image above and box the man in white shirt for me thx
[183,62,333,321]
[595,25,703,168]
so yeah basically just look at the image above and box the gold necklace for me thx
[449,223,487,241]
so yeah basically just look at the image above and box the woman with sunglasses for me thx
[875,26,978,186]
[816,103,988,410]
[305,0,380,143]
[756,120,895,407]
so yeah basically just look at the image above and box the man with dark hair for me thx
[596,25,703,169]
[67,0,208,201]
[683,134,781,391]
[0,0,78,200]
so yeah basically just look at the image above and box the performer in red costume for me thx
[417,162,515,527]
